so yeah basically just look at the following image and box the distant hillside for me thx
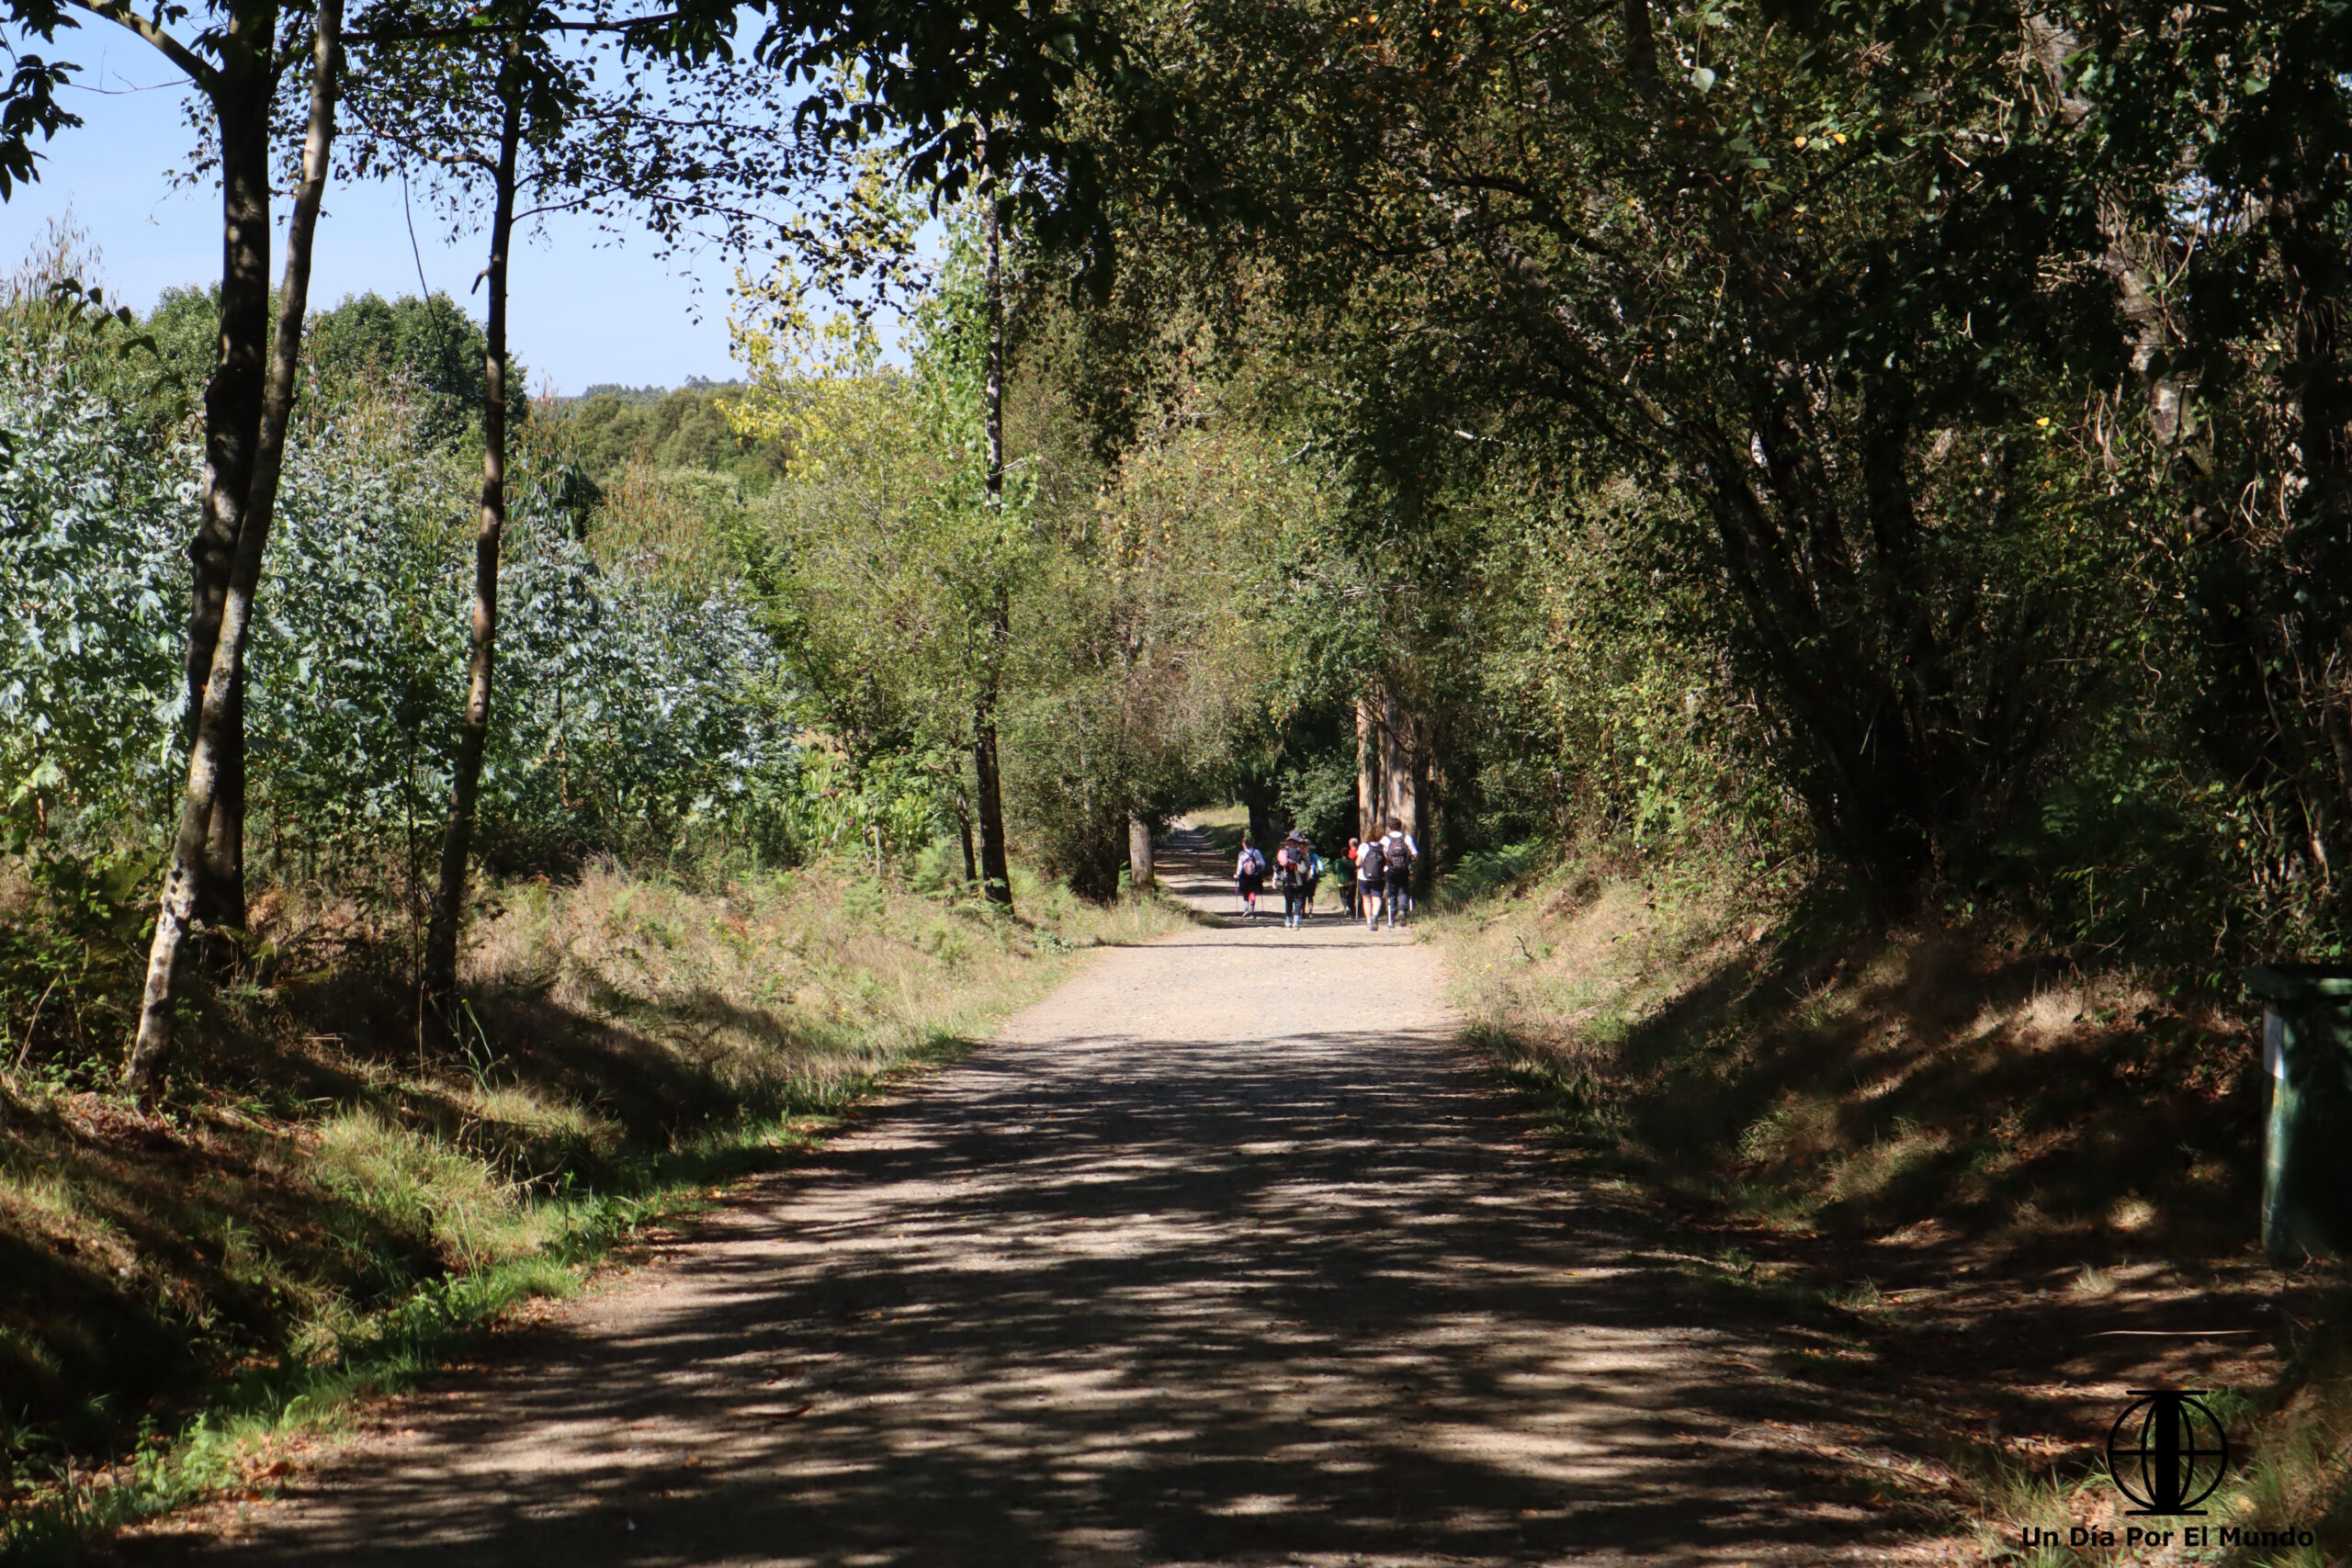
[562,376,748,409]
[544,379,780,486]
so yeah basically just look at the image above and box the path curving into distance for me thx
[119,828,1930,1566]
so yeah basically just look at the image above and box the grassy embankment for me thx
[1430,845,2349,1567]
[0,859,1179,1562]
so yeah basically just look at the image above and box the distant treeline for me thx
[130,286,785,490]
[552,382,780,488]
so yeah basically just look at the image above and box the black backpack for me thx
[1356,840,1385,879]
[1384,835,1413,874]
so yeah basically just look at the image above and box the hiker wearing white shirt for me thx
[1234,836,1266,918]
[1355,832,1386,931]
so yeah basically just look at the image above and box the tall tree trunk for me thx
[1240,781,1276,854]
[422,71,521,1019]
[971,121,1013,910]
[1127,810,1155,890]
[187,9,282,931]
[972,701,1012,905]
[1355,695,1378,843]
[128,0,342,1095]
[1422,734,1445,897]
[1379,691,1415,836]
[1408,713,1434,895]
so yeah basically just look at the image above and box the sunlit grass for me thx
[0,851,1183,1562]
[1427,840,2346,1566]
[1430,844,2260,1245]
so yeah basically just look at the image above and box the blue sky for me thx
[0,28,825,393]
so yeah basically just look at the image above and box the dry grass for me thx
[0,855,1181,1557]
[1438,857,2258,1248]
[1431,847,2352,1566]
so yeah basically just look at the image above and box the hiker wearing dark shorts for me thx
[1379,816,1416,929]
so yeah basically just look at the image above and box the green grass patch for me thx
[1186,805,1250,856]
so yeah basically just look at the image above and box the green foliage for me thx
[1982,762,2247,975]
[134,287,530,449]
[1001,390,1314,893]
[1076,0,2150,909]
[723,216,1325,897]
[0,845,154,1094]
[1466,477,1773,856]
[136,285,223,427]
[307,291,526,446]
[1432,839,1546,911]
[0,314,186,839]
[0,271,812,1087]
[724,228,1040,867]
[944,0,2352,966]
[1272,731,1357,851]
[553,383,776,486]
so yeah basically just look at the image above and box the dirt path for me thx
[120,830,1940,1566]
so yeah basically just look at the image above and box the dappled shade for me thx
[129,840,1928,1566]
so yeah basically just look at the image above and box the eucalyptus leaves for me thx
[0,303,798,916]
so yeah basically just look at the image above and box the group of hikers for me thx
[1232,818,1419,931]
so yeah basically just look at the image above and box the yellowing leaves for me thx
[723,263,894,483]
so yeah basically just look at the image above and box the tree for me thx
[1089,0,2136,913]
[0,0,80,198]
[1000,385,1306,897]
[554,386,775,482]
[728,236,1035,906]
[126,0,345,1092]
[308,289,526,445]
[345,0,904,1017]
[50,0,357,933]
[970,123,1013,908]
[2075,0,2352,924]
[752,0,1141,907]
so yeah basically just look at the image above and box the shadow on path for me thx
[119,827,1938,1567]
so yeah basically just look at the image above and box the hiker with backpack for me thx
[1277,828,1317,929]
[1380,817,1417,928]
[1356,831,1387,931]
[1338,837,1361,919]
[1235,835,1267,918]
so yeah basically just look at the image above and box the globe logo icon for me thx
[2107,1391,2232,1516]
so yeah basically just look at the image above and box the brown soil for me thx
[106,829,2218,1567]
